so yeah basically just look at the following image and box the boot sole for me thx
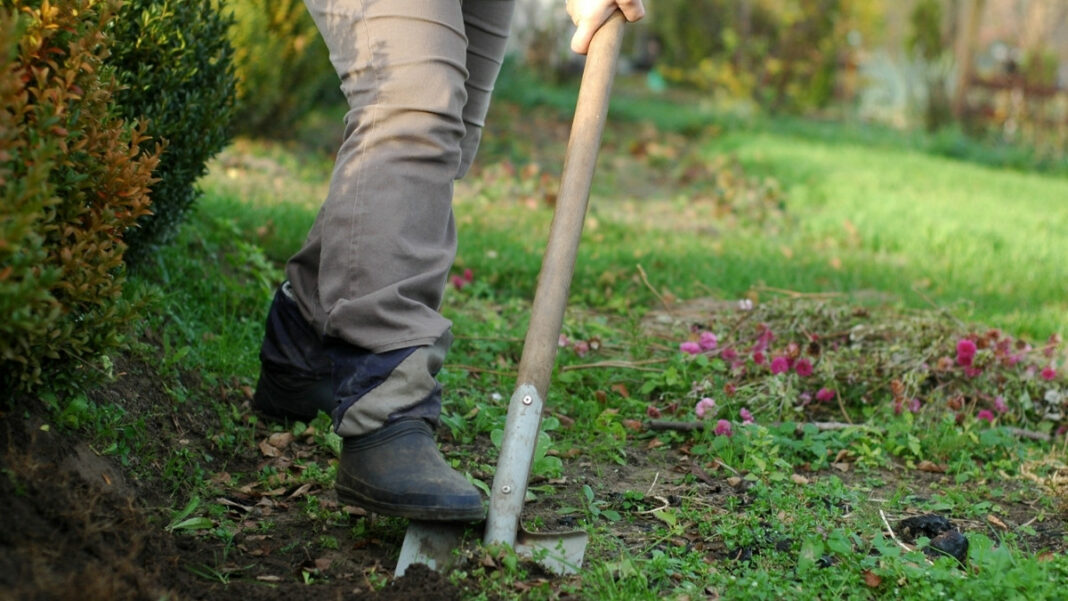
[336,482,486,522]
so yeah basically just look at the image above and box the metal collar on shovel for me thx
[395,12,627,578]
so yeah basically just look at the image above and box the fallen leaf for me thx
[863,570,882,588]
[690,463,716,485]
[611,383,630,398]
[314,557,332,571]
[267,432,295,449]
[791,474,810,485]
[726,476,743,488]
[916,460,946,473]
[258,439,281,458]
[288,482,314,499]
[622,419,644,432]
[831,462,852,472]
[256,575,282,583]
[986,514,1008,530]
[646,438,665,450]
[342,505,368,517]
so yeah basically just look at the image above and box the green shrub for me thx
[106,0,237,259]
[228,0,340,138]
[0,0,160,392]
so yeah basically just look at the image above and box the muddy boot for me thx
[336,418,485,521]
[252,282,335,422]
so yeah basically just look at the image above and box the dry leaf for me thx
[611,383,630,398]
[314,557,333,571]
[258,439,281,458]
[791,474,810,485]
[986,514,1008,530]
[288,482,314,499]
[622,419,644,432]
[267,432,295,449]
[863,570,882,588]
[916,460,946,473]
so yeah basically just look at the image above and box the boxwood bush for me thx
[0,0,159,391]
[108,0,237,259]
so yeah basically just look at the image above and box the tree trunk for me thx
[951,0,985,119]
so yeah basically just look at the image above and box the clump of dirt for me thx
[0,402,178,601]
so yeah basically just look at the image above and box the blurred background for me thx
[232,0,1068,161]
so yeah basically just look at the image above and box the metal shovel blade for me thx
[395,521,587,577]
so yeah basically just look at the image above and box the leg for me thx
[256,0,514,520]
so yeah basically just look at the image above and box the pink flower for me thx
[558,334,570,347]
[1041,366,1056,381]
[770,356,789,375]
[695,397,717,419]
[714,419,733,437]
[740,408,754,425]
[893,398,904,415]
[794,358,813,377]
[680,341,702,355]
[991,396,1007,414]
[721,348,738,362]
[450,275,467,290]
[963,366,983,378]
[976,409,995,423]
[699,331,718,351]
[908,398,922,413]
[572,340,590,357]
[752,351,766,365]
[956,339,977,366]
[646,405,662,419]
[816,388,836,403]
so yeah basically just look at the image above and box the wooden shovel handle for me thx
[485,12,625,549]
[515,11,625,398]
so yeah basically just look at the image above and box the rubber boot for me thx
[336,418,485,521]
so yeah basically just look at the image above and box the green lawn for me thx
[106,82,1068,600]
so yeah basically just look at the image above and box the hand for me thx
[566,0,646,55]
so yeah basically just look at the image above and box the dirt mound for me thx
[0,385,462,601]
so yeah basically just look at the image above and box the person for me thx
[252,0,646,522]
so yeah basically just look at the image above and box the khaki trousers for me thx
[285,0,514,435]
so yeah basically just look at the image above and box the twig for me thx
[637,263,674,316]
[445,364,514,377]
[648,420,706,432]
[879,510,917,555]
[561,358,667,372]
[644,472,660,497]
[835,393,854,424]
[910,284,967,329]
[1005,427,1052,442]
[637,495,671,515]
[454,335,523,343]
[647,420,883,434]
[713,457,740,475]
[751,285,843,299]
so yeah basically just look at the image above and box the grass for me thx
[29,71,1068,599]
